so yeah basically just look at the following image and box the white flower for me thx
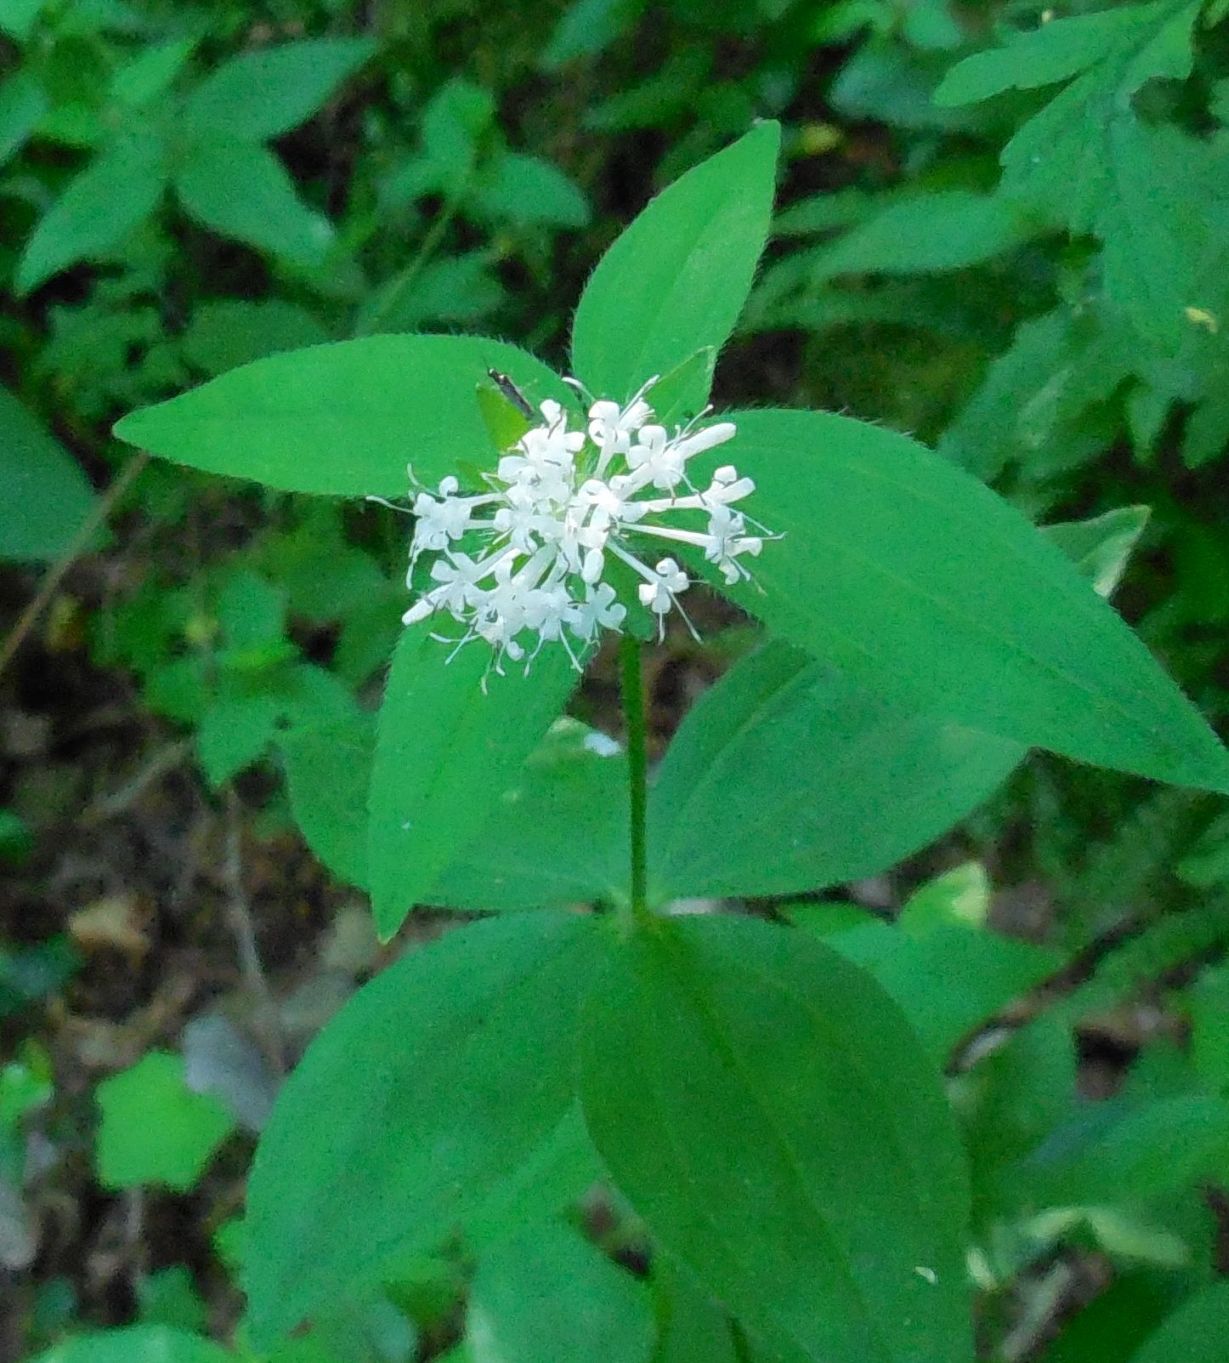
[397,377,771,673]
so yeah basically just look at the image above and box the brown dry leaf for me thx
[68,894,152,957]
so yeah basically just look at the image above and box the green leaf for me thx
[1020,1094,1229,1205]
[0,70,45,166]
[114,334,569,497]
[712,408,1229,792]
[580,915,972,1363]
[111,38,196,109]
[430,718,627,912]
[197,694,281,787]
[935,7,1161,106]
[244,913,603,1346]
[937,1,1202,244]
[0,0,44,43]
[182,37,376,141]
[283,714,626,911]
[653,1268,738,1363]
[181,299,329,376]
[650,503,1152,901]
[95,1051,236,1192]
[0,385,96,562]
[802,190,1036,279]
[281,714,373,889]
[809,914,1061,1062]
[16,133,167,293]
[570,122,779,406]
[1044,506,1150,598]
[175,140,333,266]
[467,1222,653,1363]
[29,1326,231,1363]
[1129,1282,1229,1363]
[649,641,1022,901]
[473,152,591,228]
[541,0,646,68]
[368,625,580,937]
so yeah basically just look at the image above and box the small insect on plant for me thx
[114,122,1229,1362]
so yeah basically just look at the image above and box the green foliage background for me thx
[3,0,1229,1360]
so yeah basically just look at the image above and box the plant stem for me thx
[353,192,461,337]
[619,634,651,930]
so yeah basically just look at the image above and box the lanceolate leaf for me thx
[571,122,779,409]
[709,408,1229,793]
[112,335,570,497]
[245,913,604,1346]
[580,915,972,1363]
[368,624,580,938]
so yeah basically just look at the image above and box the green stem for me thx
[353,192,461,337]
[618,634,651,930]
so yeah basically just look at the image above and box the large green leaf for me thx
[16,133,167,293]
[245,913,603,1346]
[430,718,627,913]
[175,140,332,266]
[580,915,972,1363]
[650,507,1146,902]
[1128,1282,1229,1363]
[182,37,376,141]
[570,122,778,407]
[649,642,1021,901]
[0,386,96,562]
[368,625,580,938]
[30,1326,231,1363]
[467,1222,653,1363]
[283,714,626,912]
[113,334,569,496]
[710,408,1229,792]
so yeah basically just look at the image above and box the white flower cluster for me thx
[400,379,765,671]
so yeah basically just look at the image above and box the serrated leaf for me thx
[935,7,1159,106]
[368,624,580,937]
[0,385,96,562]
[175,140,333,266]
[244,913,603,1346]
[580,915,972,1363]
[571,122,779,407]
[16,133,167,293]
[182,37,376,140]
[114,334,569,497]
[708,408,1229,793]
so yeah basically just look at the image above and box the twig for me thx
[0,452,149,680]
[82,739,191,826]
[223,790,286,1075]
